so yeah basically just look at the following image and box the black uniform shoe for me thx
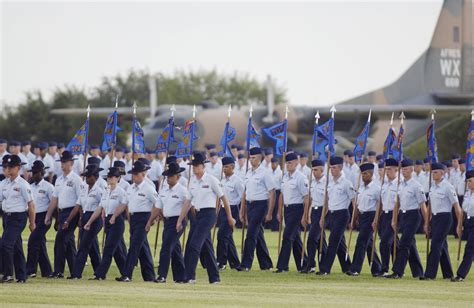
[316,271,328,276]
[67,276,80,280]
[346,271,359,276]
[372,272,384,278]
[419,276,433,281]
[451,276,464,282]
[154,277,166,283]
[217,265,226,271]
[28,273,36,278]
[1,276,14,283]
[50,273,64,279]
[385,273,401,279]
[16,279,26,283]
[88,276,104,281]
[273,269,288,273]
[115,276,131,282]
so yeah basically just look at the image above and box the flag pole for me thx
[241,104,253,254]
[392,111,405,262]
[370,112,393,267]
[346,109,371,261]
[82,105,91,177]
[425,110,436,262]
[212,105,232,245]
[131,102,137,166]
[457,110,474,265]
[319,105,336,263]
[277,105,289,254]
[182,104,197,249]
[300,110,320,268]
[153,105,176,259]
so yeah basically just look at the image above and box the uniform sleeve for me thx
[46,183,54,202]
[263,170,276,192]
[347,180,356,200]
[415,184,427,204]
[146,186,159,205]
[122,189,129,205]
[53,182,60,198]
[235,177,245,200]
[155,195,164,209]
[211,177,224,198]
[96,187,105,204]
[298,175,309,197]
[74,178,83,204]
[446,184,459,206]
[20,182,33,203]
[182,186,191,201]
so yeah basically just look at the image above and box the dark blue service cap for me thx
[271,157,279,163]
[222,157,235,166]
[209,152,218,157]
[285,152,298,162]
[0,138,7,144]
[330,156,343,166]
[299,152,308,158]
[236,145,244,151]
[443,160,452,168]
[401,159,413,167]
[376,154,383,161]
[21,141,31,146]
[466,170,474,180]
[35,142,48,150]
[9,140,21,146]
[90,144,100,150]
[459,158,466,164]
[124,147,131,153]
[205,144,216,150]
[343,149,351,156]
[385,158,398,167]
[367,150,376,156]
[249,147,262,156]
[378,161,385,168]
[360,163,374,172]
[57,143,65,149]
[452,153,461,160]
[346,150,354,157]
[237,154,245,159]
[311,159,324,167]
[48,142,57,147]
[415,159,423,166]
[115,146,124,152]
[230,144,238,149]
[431,162,445,171]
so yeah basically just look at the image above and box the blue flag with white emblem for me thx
[426,121,438,163]
[132,116,145,154]
[466,117,474,171]
[391,124,404,162]
[312,122,329,161]
[156,117,175,153]
[382,127,396,160]
[246,118,261,151]
[175,120,199,158]
[219,122,236,158]
[316,118,335,158]
[353,121,370,163]
[67,118,89,155]
[262,119,288,157]
[101,111,120,152]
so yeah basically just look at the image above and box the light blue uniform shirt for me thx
[245,164,276,202]
[462,189,474,218]
[381,177,398,212]
[31,179,54,213]
[0,176,33,212]
[281,170,309,205]
[100,186,127,216]
[398,178,426,211]
[429,179,458,214]
[311,175,326,209]
[357,180,380,212]
[188,172,223,210]
[53,171,83,210]
[328,174,356,211]
[222,173,244,206]
[78,182,105,213]
[125,180,159,213]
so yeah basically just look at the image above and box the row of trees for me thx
[0,69,287,145]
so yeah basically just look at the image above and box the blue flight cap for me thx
[360,163,374,172]
[285,152,298,162]
[431,163,445,171]
[249,147,262,156]
[401,159,413,167]
[330,156,343,166]
[311,159,324,167]
[385,158,398,167]
[222,157,235,166]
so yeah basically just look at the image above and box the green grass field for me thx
[1,226,473,307]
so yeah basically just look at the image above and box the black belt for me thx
[248,200,267,205]
[284,203,303,208]
[400,209,418,214]
[329,209,347,214]
[383,210,393,214]
[3,211,27,216]
[196,208,214,212]
[129,212,149,216]
[432,212,450,216]
[58,207,74,212]
[359,210,375,215]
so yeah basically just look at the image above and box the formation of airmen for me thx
[0,138,473,284]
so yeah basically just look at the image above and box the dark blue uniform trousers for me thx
[124,212,155,281]
[2,212,27,280]
[265,190,280,231]
[457,217,474,278]
[216,205,240,269]
[94,214,127,279]
[424,213,454,279]
[158,216,186,281]
[306,207,327,270]
[241,200,273,270]
[26,212,52,277]
[184,208,220,283]
[349,211,382,274]
[392,210,424,277]
[320,209,352,274]
[78,226,101,271]
[72,212,103,278]
[54,207,79,275]
[380,210,423,276]
[276,204,307,271]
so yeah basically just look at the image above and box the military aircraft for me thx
[52,0,474,154]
